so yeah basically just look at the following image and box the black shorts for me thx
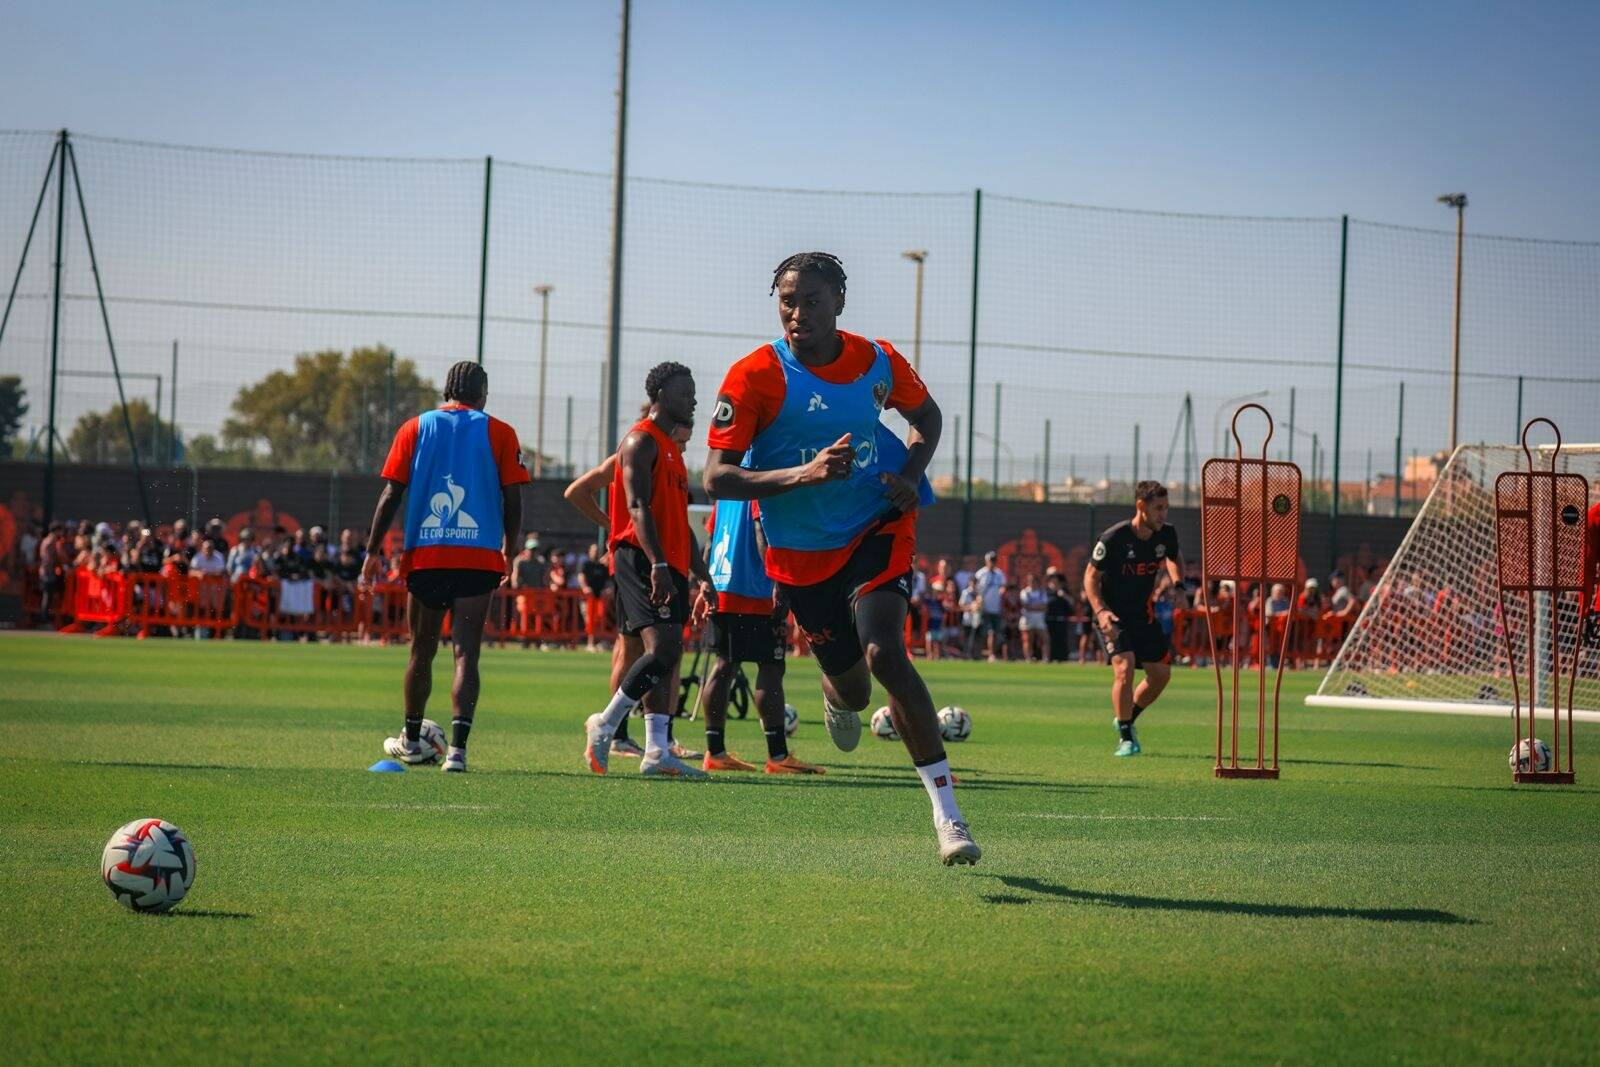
[1097,612,1171,668]
[706,610,786,666]
[612,543,690,635]
[778,514,915,677]
[406,568,502,611]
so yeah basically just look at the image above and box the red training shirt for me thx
[707,332,928,585]
[609,418,693,576]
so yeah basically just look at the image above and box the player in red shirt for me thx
[703,252,980,866]
[582,362,716,778]
[362,362,528,773]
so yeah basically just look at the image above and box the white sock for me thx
[599,688,638,730]
[916,758,964,824]
[645,713,670,756]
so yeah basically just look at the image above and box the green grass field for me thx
[3,634,1597,1064]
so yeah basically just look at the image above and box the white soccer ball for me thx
[783,704,800,737]
[418,719,447,763]
[1510,737,1552,773]
[102,819,196,914]
[938,705,972,742]
[870,705,899,741]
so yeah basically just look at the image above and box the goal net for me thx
[1308,443,1600,722]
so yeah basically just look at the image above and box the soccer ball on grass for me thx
[417,718,447,763]
[1510,738,1552,773]
[870,706,899,741]
[102,818,195,913]
[938,706,972,742]
[783,704,800,737]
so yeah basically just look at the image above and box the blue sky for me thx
[2,1,1597,484]
[5,0,1597,234]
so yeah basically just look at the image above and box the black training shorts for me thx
[406,568,503,611]
[707,610,786,667]
[612,543,690,635]
[1096,612,1171,668]
[779,514,915,677]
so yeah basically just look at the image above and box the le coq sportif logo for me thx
[420,474,478,539]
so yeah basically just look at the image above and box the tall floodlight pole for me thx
[602,0,631,459]
[1437,193,1467,452]
[532,284,552,478]
[901,249,927,373]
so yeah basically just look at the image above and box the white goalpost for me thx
[1308,442,1600,723]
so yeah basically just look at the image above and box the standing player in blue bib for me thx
[703,252,980,866]
[699,496,825,774]
[362,361,529,773]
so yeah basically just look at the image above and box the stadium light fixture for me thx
[901,250,928,373]
[1437,194,1467,453]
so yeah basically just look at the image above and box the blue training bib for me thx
[402,408,504,557]
[747,339,934,551]
[708,498,772,601]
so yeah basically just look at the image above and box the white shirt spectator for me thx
[974,564,1006,614]
[192,543,227,578]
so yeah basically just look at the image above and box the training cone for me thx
[368,759,406,773]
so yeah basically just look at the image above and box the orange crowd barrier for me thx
[58,570,129,637]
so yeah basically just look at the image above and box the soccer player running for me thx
[583,362,717,778]
[363,361,528,773]
[1082,480,1183,757]
[703,252,980,866]
[699,496,825,774]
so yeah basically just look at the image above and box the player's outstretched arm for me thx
[702,436,854,501]
[563,455,616,528]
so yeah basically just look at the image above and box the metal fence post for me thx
[476,156,492,365]
[1394,381,1404,516]
[1331,213,1349,569]
[961,188,981,554]
[1042,419,1051,503]
[44,131,68,529]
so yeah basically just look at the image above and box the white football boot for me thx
[383,735,434,765]
[936,819,982,866]
[583,713,614,775]
[639,748,709,778]
[822,694,862,752]
[442,748,467,773]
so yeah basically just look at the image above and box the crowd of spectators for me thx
[909,548,1382,668]
[10,515,1385,665]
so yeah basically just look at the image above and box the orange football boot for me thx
[702,751,759,772]
[765,753,826,775]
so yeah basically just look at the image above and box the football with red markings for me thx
[102,819,196,913]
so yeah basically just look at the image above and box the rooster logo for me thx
[421,474,478,530]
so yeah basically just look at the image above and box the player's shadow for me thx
[981,874,1478,925]
[507,768,1084,794]
[1138,753,1437,771]
[1434,783,1600,796]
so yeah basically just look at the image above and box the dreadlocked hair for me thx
[771,251,847,296]
[443,361,488,403]
[644,361,692,402]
